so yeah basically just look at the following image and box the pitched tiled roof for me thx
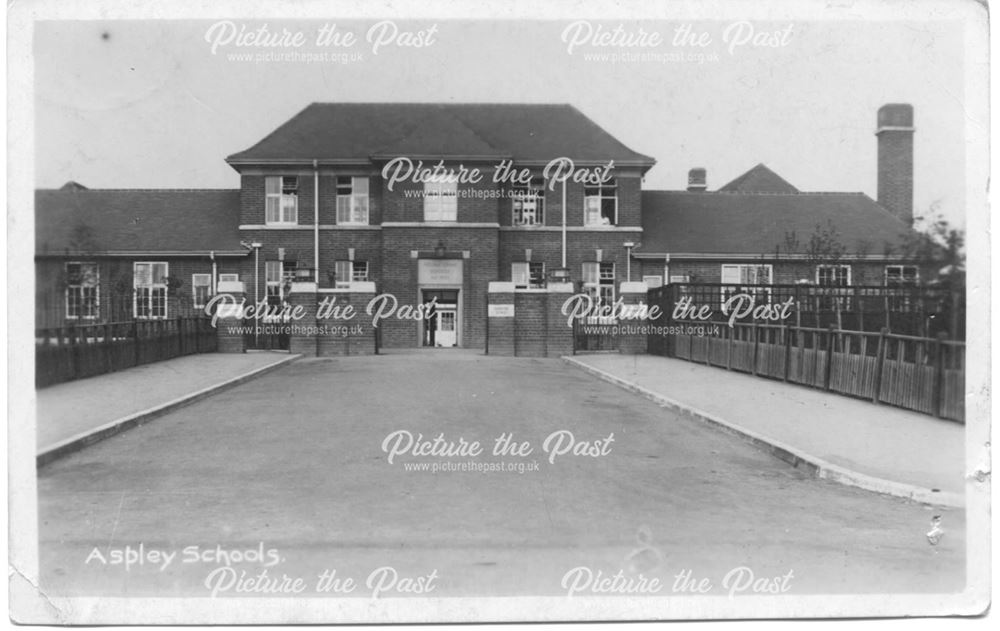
[718,163,799,193]
[35,188,245,256]
[640,190,913,256]
[227,103,656,166]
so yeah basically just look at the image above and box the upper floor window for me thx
[584,178,617,226]
[885,265,919,286]
[334,260,369,288]
[66,262,99,319]
[424,179,457,221]
[134,262,168,319]
[817,265,851,287]
[192,274,212,309]
[265,176,298,224]
[336,176,370,225]
[512,177,545,226]
[512,262,545,289]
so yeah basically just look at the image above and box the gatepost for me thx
[545,283,575,357]
[214,280,246,353]
[317,282,378,356]
[486,282,515,356]
[619,281,649,355]
[288,281,318,357]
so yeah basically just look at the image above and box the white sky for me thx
[34,17,969,226]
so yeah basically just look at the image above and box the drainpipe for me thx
[209,250,217,297]
[313,159,320,281]
[561,178,567,270]
[254,243,261,346]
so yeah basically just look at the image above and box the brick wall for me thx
[486,283,574,358]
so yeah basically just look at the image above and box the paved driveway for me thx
[38,351,964,598]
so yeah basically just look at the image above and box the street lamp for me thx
[623,241,636,282]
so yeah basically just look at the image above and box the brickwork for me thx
[486,283,515,356]
[486,284,575,358]
[215,283,246,353]
[288,283,318,357]
[618,282,649,354]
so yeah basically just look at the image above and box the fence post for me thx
[783,325,792,382]
[132,318,140,367]
[726,324,734,370]
[823,325,836,391]
[104,322,113,373]
[69,326,79,382]
[751,322,759,376]
[932,332,947,418]
[872,327,888,404]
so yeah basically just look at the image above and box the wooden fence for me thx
[667,322,964,422]
[654,282,963,339]
[36,317,218,388]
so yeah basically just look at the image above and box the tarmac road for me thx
[37,351,964,599]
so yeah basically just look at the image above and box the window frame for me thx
[423,178,458,222]
[334,260,369,288]
[192,273,212,309]
[583,178,618,226]
[512,262,546,289]
[582,261,616,303]
[336,176,370,225]
[265,175,299,225]
[816,264,852,287]
[720,263,773,304]
[65,262,100,320]
[512,177,546,226]
[885,265,919,286]
[133,262,169,319]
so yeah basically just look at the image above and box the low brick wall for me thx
[486,282,574,358]
[215,281,246,353]
[289,282,378,357]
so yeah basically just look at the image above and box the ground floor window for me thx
[192,274,212,309]
[265,261,294,307]
[512,262,545,289]
[65,262,99,319]
[134,262,168,319]
[720,264,773,305]
[817,265,851,286]
[582,262,615,304]
[885,264,919,312]
[885,265,919,286]
[334,260,369,288]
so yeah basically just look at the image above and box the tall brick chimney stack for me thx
[876,104,915,225]
[687,167,707,192]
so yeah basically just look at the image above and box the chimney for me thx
[876,104,914,225]
[687,167,707,192]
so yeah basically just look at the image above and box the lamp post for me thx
[623,241,636,282]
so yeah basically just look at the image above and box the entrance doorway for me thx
[421,289,459,348]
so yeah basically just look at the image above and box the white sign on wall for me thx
[418,259,463,285]
[488,304,515,317]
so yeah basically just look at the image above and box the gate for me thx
[572,318,620,353]
[243,319,290,351]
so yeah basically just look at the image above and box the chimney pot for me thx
[687,167,707,192]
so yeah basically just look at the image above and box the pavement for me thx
[36,351,298,464]
[37,351,964,604]
[564,353,965,507]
